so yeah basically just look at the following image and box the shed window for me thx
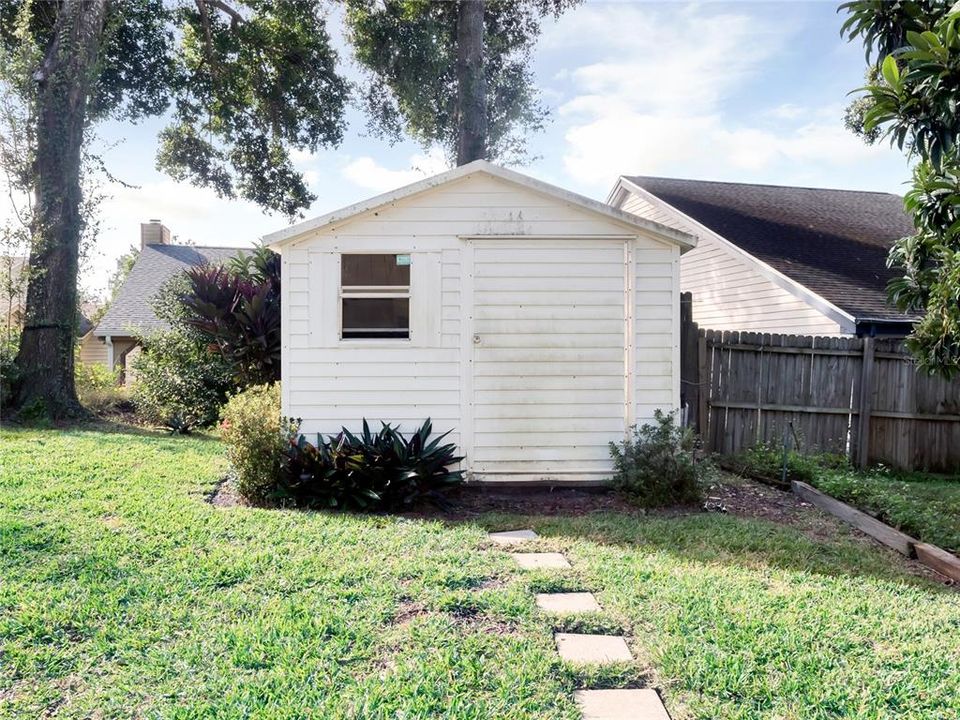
[340,253,410,339]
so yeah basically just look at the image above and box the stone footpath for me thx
[488,529,671,720]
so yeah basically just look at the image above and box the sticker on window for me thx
[395,254,411,266]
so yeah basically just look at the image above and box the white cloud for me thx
[765,103,806,120]
[550,2,892,190]
[78,179,273,294]
[341,149,450,192]
[547,3,779,111]
[563,110,886,186]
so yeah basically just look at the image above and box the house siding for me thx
[280,172,681,481]
[619,190,844,335]
[78,331,108,368]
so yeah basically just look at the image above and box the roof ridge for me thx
[626,175,902,197]
[145,243,250,250]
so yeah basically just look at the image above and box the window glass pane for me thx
[342,297,410,339]
[342,254,410,286]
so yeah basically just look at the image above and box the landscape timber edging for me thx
[790,480,960,583]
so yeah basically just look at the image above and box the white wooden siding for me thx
[471,239,626,477]
[619,191,843,335]
[634,244,681,425]
[280,172,681,481]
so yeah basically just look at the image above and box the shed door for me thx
[469,239,628,481]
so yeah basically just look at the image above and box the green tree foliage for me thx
[344,0,579,165]
[1,0,349,215]
[156,1,349,215]
[107,245,139,301]
[1,0,348,417]
[842,1,960,375]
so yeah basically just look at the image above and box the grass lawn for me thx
[1,426,958,719]
[812,469,960,554]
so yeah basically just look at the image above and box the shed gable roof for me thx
[94,244,245,337]
[263,160,695,250]
[619,176,916,323]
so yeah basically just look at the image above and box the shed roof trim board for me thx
[262,160,697,250]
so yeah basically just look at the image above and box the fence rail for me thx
[679,296,960,471]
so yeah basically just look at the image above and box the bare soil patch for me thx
[704,477,840,540]
[410,485,640,519]
[206,477,247,508]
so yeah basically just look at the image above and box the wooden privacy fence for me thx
[680,316,960,473]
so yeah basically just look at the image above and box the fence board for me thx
[686,323,960,472]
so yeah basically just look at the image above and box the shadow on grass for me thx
[448,508,954,593]
[3,417,222,443]
[203,478,951,591]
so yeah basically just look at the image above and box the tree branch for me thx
[195,0,220,84]
[207,0,244,28]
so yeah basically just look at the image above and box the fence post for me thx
[697,330,709,441]
[857,336,875,468]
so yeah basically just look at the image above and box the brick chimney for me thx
[140,219,171,250]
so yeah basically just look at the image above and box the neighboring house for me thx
[607,176,918,336]
[80,220,244,382]
[264,160,695,484]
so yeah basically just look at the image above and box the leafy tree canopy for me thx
[344,0,577,164]
[842,1,960,375]
[0,0,349,217]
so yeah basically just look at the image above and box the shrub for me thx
[132,330,236,433]
[74,358,130,415]
[220,383,297,502]
[726,442,848,486]
[0,335,18,411]
[179,246,281,385]
[609,410,711,508]
[217,382,465,508]
[280,419,465,510]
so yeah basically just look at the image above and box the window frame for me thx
[338,252,412,342]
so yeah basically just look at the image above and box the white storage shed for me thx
[264,161,696,484]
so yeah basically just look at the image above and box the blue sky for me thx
[5,1,914,294]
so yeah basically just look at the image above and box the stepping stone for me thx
[574,689,671,720]
[511,552,571,569]
[535,592,601,614]
[554,633,632,664]
[488,529,538,545]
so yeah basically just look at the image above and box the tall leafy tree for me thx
[0,0,348,417]
[841,1,960,375]
[345,0,579,166]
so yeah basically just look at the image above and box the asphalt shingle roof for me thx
[94,244,245,337]
[627,176,918,322]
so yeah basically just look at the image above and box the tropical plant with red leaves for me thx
[179,246,281,386]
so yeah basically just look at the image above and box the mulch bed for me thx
[409,485,640,519]
[205,474,855,525]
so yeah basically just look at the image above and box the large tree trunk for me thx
[455,0,487,165]
[11,0,108,418]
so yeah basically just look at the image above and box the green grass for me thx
[812,468,960,554]
[1,426,958,719]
